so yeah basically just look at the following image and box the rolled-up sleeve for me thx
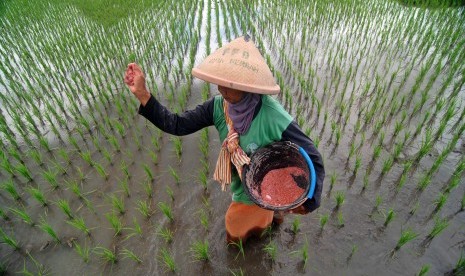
[281,121,325,212]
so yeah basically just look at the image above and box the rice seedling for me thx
[55,199,73,219]
[158,202,173,222]
[93,246,118,264]
[0,227,20,250]
[41,169,59,190]
[158,247,176,272]
[353,155,362,176]
[105,212,123,236]
[0,209,9,221]
[337,212,345,228]
[190,240,210,262]
[452,253,465,275]
[38,217,60,243]
[291,239,309,268]
[415,264,430,276]
[1,179,21,201]
[263,240,277,261]
[119,177,130,198]
[426,217,449,240]
[143,163,154,182]
[143,180,153,198]
[28,149,44,167]
[8,207,34,226]
[198,208,209,231]
[171,137,182,161]
[26,186,48,207]
[79,150,94,167]
[335,191,345,209]
[229,238,245,260]
[433,193,448,213]
[198,169,208,190]
[14,163,33,182]
[109,194,125,215]
[384,208,395,227]
[136,200,153,219]
[168,166,180,184]
[67,217,91,236]
[121,248,142,263]
[126,217,143,239]
[394,229,418,251]
[93,162,109,181]
[165,186,174,201]
[319,213,329,230]
[121,161,130,179]
[157,227,174,243]
[291,217,301,234]
[149,150,158,165]
[73,241,90,263]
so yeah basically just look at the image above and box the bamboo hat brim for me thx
[192,36,280,95]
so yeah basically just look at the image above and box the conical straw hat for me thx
[192,36,280,95]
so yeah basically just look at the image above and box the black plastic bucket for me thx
[242,141,316,211]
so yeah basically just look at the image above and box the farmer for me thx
[124,36,325,243]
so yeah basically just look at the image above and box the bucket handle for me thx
[299,147,316,199]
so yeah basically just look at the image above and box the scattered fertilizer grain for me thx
[260,167,306,206]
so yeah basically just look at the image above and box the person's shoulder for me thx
[261,95,289,114]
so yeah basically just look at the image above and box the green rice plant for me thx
[0,227,20,250]
[329,171,337,192]
[190,240,210,262]
[67,217,91,236]
[434,193,448,212]
[291,217,301,234]
[335,191,345,209]
[136,200,153,219]
[76,167,86,181]
[417,172,432,191]
[427,217,449,239]
[79,151,94,166]
[229,238,245,260]
[121,248,142,263]
[9,207,34,226]
[158,202,173,222]
[337,212,345,228]
[198,169,208,190]
[168,166,180,184]
[171,137,182,161]
[93,246,118,264]
[384,208,395,227]
[375,195,383,211]
[1,179,21,201]
[55,199,73,219]
[66,180,84,200]
[149,150,158,165]
[93,162,109,181]
[14,163,33,182]
[417,264,430,276]
[105,212,123,236]
[381,156,394,175]
[461,193,465,212]
[198,208,209,231]
[28,149,44,166]
[166,186,174,201]
[159,247,176,272]
[41,169,59,190]
[452,253,465,275]
[353,155,362,176]
[109,194,125,215]
[143,163,154,181]
[157,227,174,243]
[0,209,9,221]
[362,173,370,191]
[73,241,90,263]
[126,217,143,239]
[291,240,309,268]
[394,229,418,251]
[108,135,121,152]
[320,214,329,230]
[151,136,160,152]
[26,186,48,207]
[143,180,153,198]
[57,148,71,164]
[121,161,130,179]
[263,240,277,261]
[119,177,130,198]
[38,217,60,243]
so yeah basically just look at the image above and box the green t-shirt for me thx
[213,95,293,204]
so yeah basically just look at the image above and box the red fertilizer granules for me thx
[260,167,306,206]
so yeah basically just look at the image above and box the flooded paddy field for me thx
[0,0,464,275]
